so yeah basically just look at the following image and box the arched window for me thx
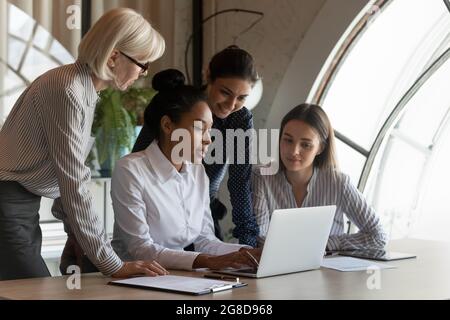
[308,0,450,241]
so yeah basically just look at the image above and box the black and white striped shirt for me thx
[0,61,123,275]
[251,167,388,251]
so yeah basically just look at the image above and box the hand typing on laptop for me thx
[239,247,262,270]
[192,247,261,270]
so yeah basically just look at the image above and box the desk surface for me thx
[0,239,449,300]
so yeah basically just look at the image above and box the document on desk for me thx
[109,275,247,295]
[321,256,397,272]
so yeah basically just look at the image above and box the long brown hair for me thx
[279,103,338,171]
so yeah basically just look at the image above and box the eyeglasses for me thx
[119,51,149,74]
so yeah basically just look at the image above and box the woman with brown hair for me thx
[252,103,387,251]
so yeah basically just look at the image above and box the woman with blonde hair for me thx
[0,8,167,280]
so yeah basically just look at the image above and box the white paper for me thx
[321,256,396,272]
[111,275,238,294]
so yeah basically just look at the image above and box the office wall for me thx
[203,0,326,128]
[90,0,192,77]
[203,0,368,130]
[265,0,368,129]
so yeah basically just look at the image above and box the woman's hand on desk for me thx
[193,250,260,270]
[112,260,169,278]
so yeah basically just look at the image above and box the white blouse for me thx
[111,140,246,270]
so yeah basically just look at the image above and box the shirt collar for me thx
[74,60,98,107]
[281,166,318,193]
[145,140,194,184]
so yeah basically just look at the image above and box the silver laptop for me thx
[216,206,336,278]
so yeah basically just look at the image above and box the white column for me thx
[33,0,53,31]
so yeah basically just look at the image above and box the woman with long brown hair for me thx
[252,103,387,251]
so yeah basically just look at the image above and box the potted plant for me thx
[89,86,156,176]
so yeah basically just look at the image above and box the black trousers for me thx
[0,181,50,280]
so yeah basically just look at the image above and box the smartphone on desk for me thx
[338,249,416,261]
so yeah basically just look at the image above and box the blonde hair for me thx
[78,8,165,80]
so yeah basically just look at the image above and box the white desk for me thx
[0,239,449,300]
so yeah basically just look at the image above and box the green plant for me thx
[121,86,157,126]
[90,86,156,173]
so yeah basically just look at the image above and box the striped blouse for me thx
[251,166,388,251]
[0,61,122,275]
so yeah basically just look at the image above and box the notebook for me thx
[337,249,416,261]
[321,256,396,272]
[109,275,247,295]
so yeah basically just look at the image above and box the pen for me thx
[204,274,240,283]
[245,250,260,268]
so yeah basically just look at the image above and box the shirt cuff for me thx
[96,253,124,276]
[157,248,201,271]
